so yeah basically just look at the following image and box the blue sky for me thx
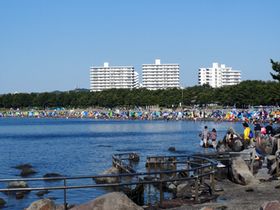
[0,0,279,93]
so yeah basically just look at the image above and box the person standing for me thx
[265,121,274,136]
[242,122,251,149]
[210,128,217,149]
[253,120,261,138]
[200,126,210,147]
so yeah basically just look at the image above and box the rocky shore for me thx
[20,155,280,210]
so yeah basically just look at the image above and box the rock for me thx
[267,155,276,169]
[8,181,29,188]
[176,183,193,198]
[43,173,63,181]
[94,167,120,184]
[70,192,144,210]
[129,153,140,162]
[14,163,33,170]
[0,198,6,207]
[26,198,56,210]
[16,192,25,199]
[166,183,177,192]
[6,181,30,196]
[268,161,280,175]
[168,147,176,152]
[231,139,243,152]
[230,157,255,185]
[255,167,271,181]
[260,200,280,210]
[36,190,50,197]
[20,168,37,177]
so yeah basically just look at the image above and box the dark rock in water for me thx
[6,181,30,196]
[36,190,50,197]
[43,173,63,178]
[16,192,25,199]
[129,153,140,162]
[20,168,37,177]
[168,147,176,152]
[8,181,29,188]
[43,173,63,181]
[14,163,33,170]
[0,198,6,207]
[94,167,120,184]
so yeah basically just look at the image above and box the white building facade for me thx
[142,59,180,90]
[198,62,241,88]
[90,62,139,92]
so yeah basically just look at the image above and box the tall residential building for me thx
[142,59,180,90]
[198,62,241,88]
[90,62,139,92]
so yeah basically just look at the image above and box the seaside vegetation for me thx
[0,80,279,109]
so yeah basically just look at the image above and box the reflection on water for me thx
[0,118,243,209]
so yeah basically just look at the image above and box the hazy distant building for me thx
[142,59,180,90]
[198,62,241,88]
[90,62,139,92]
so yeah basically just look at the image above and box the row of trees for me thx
[0,80,279,109]
[1,59,279,109]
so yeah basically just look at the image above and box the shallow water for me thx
[0,118,243,209]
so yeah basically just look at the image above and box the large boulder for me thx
[94,167,120,184]
[230,157,255,185]
[25,198,64,210]
[260,200,280,210]
[70,192,144,210]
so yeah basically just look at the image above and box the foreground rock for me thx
[260,200,280,210]
[94,167,120,184]
[230,157,255,185]
[26,198,64,210]
[71,192,143,210]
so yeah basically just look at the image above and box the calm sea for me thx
[0,118,243,209]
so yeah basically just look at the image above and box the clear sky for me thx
[0,0,279,94]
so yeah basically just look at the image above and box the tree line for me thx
[0,80,279,109]
[1,59,279,109]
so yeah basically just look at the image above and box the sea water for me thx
[0,118,243,209]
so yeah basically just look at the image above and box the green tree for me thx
[270,59,280,81]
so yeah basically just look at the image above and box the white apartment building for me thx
[90,62,139,92]
[198,62,241,88]
[142,59,180,90]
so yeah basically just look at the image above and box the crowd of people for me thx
[0,107,280,123]
[199,119,279,154]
